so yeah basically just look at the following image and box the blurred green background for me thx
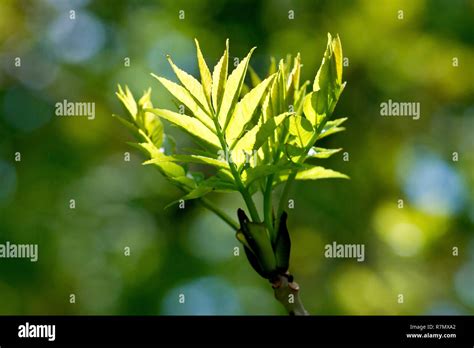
[0,0,473,315]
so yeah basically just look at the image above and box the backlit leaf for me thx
[218,47,256,128]
[211,40,229,113]
[147,108,220,150]
[226,73,276,145]
[194,39,213,106]
[166,56,211,114]
[152,74,214,130]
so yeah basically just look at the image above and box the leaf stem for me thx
[275,171,296,232]
[263,175,274,238]
[200,197,239,231]
[212,112,261,223]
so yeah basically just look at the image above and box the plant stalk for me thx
[212,114,261,223]
[200,197,239,231]
[263,175,274,237]
[275,171,296,232]
[272,274,309,316]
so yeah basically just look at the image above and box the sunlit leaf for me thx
[194,39,213,106]
[152,154,229,170]
[211,40,229,113]
[293,165,348,181]
[166,55,211,114]
[317,117,347,139]
[116,85,137,121]
[218,47,256,129]
[232,112,289,165]
[152,74,214,130]
[226,73,276,145]
[288,114,314,149]
[243,162,298,187]
[248,65,262,87]
[307,147,342,159]
[147,108,221,150]
[141,150,187,178]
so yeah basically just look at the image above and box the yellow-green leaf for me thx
[293,165,348,180]
[211,39,229,113]
[248,65,262,87]
[288,114,314,149]
[166,56,211,114]
[331,34,343,85]
[140,150,187,178]
[152,74,214,130]
[116,85,137,121]
[307,147,342,159]
[226,73,276,146]
[232,112,288,165]
[152,154,229,170]
[194,39,213,106]
[218,47,256,129]
[318,117,347,139]
[147,108,220,150]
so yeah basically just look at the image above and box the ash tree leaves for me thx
[113,33,349,210]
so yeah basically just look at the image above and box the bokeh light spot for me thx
[47,11,105,63]
[2,87,53,132]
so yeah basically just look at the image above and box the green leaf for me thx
[291,165,348,181]
[288,114,314,149]
[142,112,163,148]
[307,147,342,159]
[242,162,298,187]
[318,117,347,140]
[142,151,187,178]
[218,47,256,129]
[166,55,211,114]
[312,33,344,115]
[167,176,237,208]
[248,65,262,87]
[211,40,229,113]
[285,143,306,163]
[162,134,176,156]
[268,56,277,75]
[225,73,276,145]
[147,108,221,150]
[116,85,137,120]
[128,141,161,158]
[313,33,333,93]
[194,39,213,106]
[232,112,289,165]
[303,91,327,126]
[331,34,343,86]
[160,154,229,170]
[287,53,301,93]
[269,70,283,117]
[167,186,213,208]
[152,74,214,130]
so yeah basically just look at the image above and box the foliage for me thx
[115,33,348,280]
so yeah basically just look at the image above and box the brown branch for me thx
[272,273,309,316]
